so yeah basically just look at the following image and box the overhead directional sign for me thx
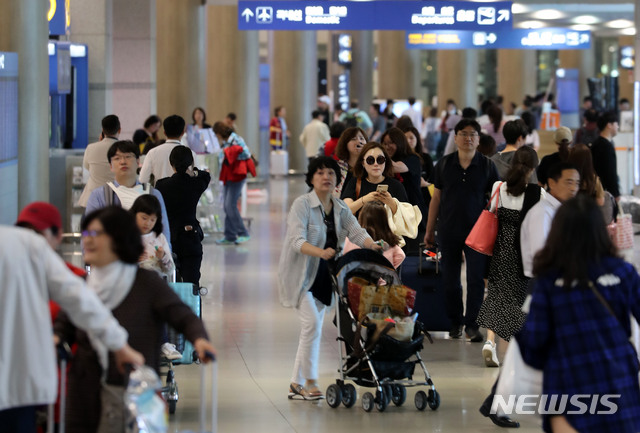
[406,28,591,50]
[238,1,513,31]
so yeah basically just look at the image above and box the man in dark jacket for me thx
[590,111,620,201]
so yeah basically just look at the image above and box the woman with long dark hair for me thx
[381,127,427,224]
[517,195,640,433]
[483,105,505,148]
[476,146,543,367]
[333,127,367,197]
[568,143,613,224]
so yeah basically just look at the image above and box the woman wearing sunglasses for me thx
[340,142,407,217]
[381,127,428,226]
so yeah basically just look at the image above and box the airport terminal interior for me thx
[2,0,640,432]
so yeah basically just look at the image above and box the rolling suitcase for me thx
[167,282,203,365]
[270,150,288,176]
[400,244,451,332]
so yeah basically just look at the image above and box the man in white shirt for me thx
[77,115,120,207]
[139,115,195,185]
[401,97,422,132]
[299,110,330,164]
[0,226,143,430]
[520,162,580,277]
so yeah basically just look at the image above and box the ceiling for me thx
[506,2,635,36]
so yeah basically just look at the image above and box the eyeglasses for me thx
[457,132,479,138]
[111,154,136,162]
[364,155,386,165]
[81,229,105,238]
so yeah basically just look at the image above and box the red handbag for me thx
[465,182,502,256]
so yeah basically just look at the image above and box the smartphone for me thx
[376,184,388,192]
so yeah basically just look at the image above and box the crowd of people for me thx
[0,108,254,432]
[1,92,637,433]
[282,93,638,432]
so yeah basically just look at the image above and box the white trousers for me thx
[291,291,326,384]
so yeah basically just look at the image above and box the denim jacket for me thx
[278,190,371,308]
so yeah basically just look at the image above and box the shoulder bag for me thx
[465,182,503,256]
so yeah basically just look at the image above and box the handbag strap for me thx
[588,281,617,318]
[355,177,362,199]
[487,181,503,213]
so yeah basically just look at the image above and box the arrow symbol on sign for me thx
[487,33,497,44]
[241,8,254,22]
[497,9,509,22]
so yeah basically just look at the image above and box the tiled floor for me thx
[166,175,541,432]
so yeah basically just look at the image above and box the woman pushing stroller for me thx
[278,156,382,401]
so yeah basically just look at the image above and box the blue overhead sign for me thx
[238,1,512,31]
[406,28,591,50]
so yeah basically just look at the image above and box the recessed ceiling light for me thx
[531,9,565,20]
[511,4,529,14]
[573,15,599,25]
[621,27,637,35]
[606,19,634,29]
[571,25,592,31]
[518,20,546,29]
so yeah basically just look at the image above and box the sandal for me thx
[288,383,308,400]
[288,383,325,401]
[305,382,325,400]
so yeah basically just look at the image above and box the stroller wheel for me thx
[375,389,388,412]
[428,389,441,410]
[391,384,407,406]
[415,390,428,411]
[362,392,375,412]
[341,384,357,408]
[168,399,177,414]
[383,385,392,406]
[326,384,342,409]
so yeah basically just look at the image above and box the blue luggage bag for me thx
[168,282,202,364]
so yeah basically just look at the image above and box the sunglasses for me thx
[364,155,386,165]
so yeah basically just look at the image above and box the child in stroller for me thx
[326,249,440,412]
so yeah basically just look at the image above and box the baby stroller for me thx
[326,249,440,412]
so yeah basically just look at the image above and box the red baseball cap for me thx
[16,202,62,232]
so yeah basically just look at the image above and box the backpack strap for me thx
[104,182,117,207]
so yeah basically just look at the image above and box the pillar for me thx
[350,31,374,111]
[0,0,49,206]
[69,0,113,143]
[72,0,156,142]
[436,50,478,112]
[497,50,536,110]
[206,6,259,159]
[157,0,207,122]
[377,31,423,101]
[112,0,156,140]
[270,31,317,173]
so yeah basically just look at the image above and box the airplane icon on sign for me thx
[257,7,273,24]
